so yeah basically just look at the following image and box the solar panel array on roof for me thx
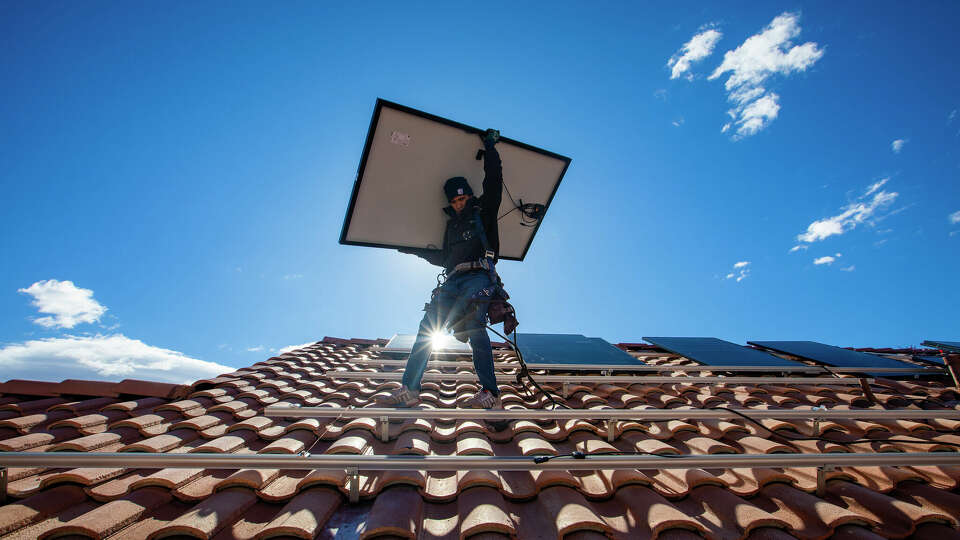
[642,337,800,367]
[515,333,642,365]
[922,340,960,353]
[748,340,914,369]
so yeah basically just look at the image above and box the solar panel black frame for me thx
[747,340,916,369]
[922,340,960,353]
[515,333,643,366]
[641,337,800,367]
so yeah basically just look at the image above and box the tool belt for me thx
[449,258,494,276]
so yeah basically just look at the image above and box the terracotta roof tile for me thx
[2,338,960,539]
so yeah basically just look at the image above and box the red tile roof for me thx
[0,337,959,539]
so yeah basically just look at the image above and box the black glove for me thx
[482,128,500,148]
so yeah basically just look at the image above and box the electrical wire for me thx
[486,324,570,410]
[497,180,546,227]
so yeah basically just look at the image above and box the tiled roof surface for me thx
[0,337,958,539]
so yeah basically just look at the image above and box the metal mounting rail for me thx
[350,359,940,375]
[4,451,959,501]
[320,372,872,385]
[264,406,960,421]
[3,451,958,471]
[265,405,960,443]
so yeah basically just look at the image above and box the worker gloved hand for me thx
[482,128,500,148]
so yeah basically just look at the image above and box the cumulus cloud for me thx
[891,139,907,153]
[18,279,107,329]
[949,210,960,225]
[0,334,232,384]
[725,261,751,282]
[814,252,842,265]
[708,12,823,139]
[796,182,899,243]
[668,28,723,80]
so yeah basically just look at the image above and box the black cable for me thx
[497,180,545,227]
[486,325,570,410]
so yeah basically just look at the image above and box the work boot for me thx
[463,389,501,409]
[376,386,420,408]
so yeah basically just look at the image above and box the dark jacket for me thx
[407,140,503,273]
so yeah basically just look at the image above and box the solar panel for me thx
[340,99,571,261]
[922,340,960,353]
[381,333,471,357]
[515,334,642,365]
[748,341,915,369]
[642,337,800,367]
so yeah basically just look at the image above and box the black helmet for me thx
[443,176,473,202]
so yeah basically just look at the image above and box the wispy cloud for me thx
[949,210,960,225]
[283,274,304,280]
[891,139,907,153]
[0,334,231,384]
[277,342,317,355]
[654,89,668,101]
[814,253,842,265]
[246,346,264,352]
[948,109,956,123]
[725,261,751,282]
[668,28,723,80]
[840,265,856,272]
[18,279,107,329]
[708,12,823,139]
[796,181,899,244]
[789,245,808,253]
[672,117,684,127]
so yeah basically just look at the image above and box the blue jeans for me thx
[401,271,499,396]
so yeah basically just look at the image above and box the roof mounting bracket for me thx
[346,466,360,503]
[1,466,6,504]
[562,382,570,398]
[816,464,835,497]
[605,419,616,443]
[379,416,389,443]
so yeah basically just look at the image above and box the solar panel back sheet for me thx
[515,334,642,366]
[340,99,571,261]
[642,337,800,367]
[922,340,960,353]
[748,340,914,369]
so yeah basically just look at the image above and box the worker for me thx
[379,129,504,409]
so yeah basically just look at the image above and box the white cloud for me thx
[246,346,264,352]
[814,256,835,265]
[863,178,888,198]
[891,139,907,153]
[789,245,808,252]
[668,28,723,80]
[672,117,684,127]
[949,109,957,123]
[277,342,317,355]
[840,265,855,272]
[725,261,751,282]
[708,12,823,138]
[18,279,107,329]
[949,210,960,224]
[796,182,899,243]
[0,334,232,384]
[654,89,668,101]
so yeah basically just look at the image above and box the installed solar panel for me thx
[642,337,799,367]
[381,333,471,357]
[515,334,642,365]
[922,340,960,353]
[748,341,914,369]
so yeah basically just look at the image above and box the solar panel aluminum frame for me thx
[922,340,960,353]
[340,98,572,261]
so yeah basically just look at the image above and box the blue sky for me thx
[2,2,958,382]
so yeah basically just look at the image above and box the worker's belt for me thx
[450,258,494,275]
